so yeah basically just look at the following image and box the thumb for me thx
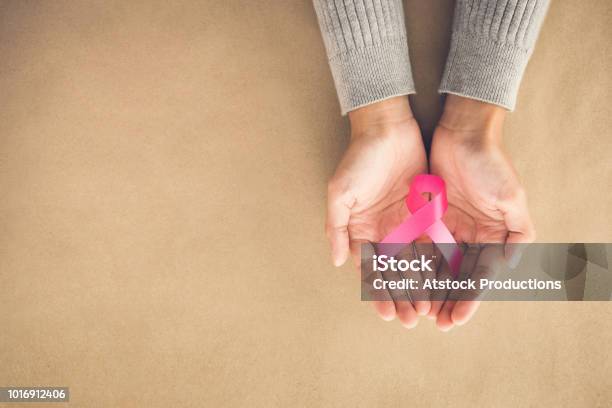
[326,184,353,267]
[498,188,536,268]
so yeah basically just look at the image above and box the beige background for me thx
[1,0,611,407]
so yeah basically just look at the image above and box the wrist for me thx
[439,94,506,135]
[348,96,414,136]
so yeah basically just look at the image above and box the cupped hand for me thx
[429,95,536,331]
[326,96,429,326]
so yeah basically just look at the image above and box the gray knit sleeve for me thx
[313,0,415,115]
[440,0,550,110]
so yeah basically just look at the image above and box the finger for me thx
[428,301,444,319]
[373,301,397,321]
[396,242,430,317]
[326,187,353,267]
[428,245,451,319]
[498,188,536,267]
[359,242,397,322]
[413,239,434,316]
[451,244,503,325]
[451,301,481,326]
[395,300,419,329]
[350,239,369,269]
[433,244,459,327]
[449,243,481,301]
[437,244,479,330]
[383,271,418,329]
[376,246,418,329]
[436,300,456,332]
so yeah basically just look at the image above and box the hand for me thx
[326,96,429,327]
[429,95,536,331]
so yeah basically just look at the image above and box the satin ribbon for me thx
[378,174,462,278]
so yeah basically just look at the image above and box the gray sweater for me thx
[313,0,550,114]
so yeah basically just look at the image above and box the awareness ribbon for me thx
[378,174,462,278]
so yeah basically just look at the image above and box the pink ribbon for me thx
[378,174,462,278]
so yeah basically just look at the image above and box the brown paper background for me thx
[1,1,610,407]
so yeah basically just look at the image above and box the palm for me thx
[333,119,427,250]
[430,126,521,244]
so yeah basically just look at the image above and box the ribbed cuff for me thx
[329,40,415,115]
[440,33,530,111]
